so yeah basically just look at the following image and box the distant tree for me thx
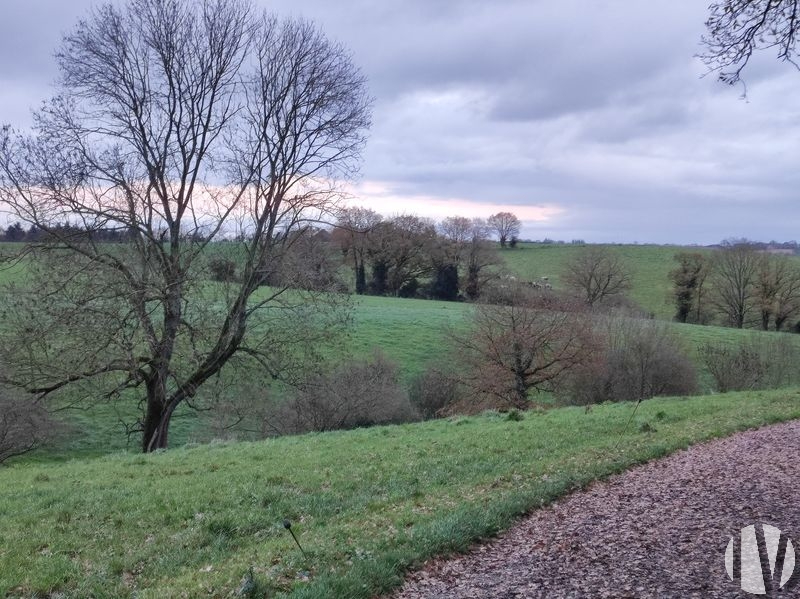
[557,318,698,405]
[266,227,343,291]
[333,207,382,294]
[437,216,474,259]
[429,263,459,301]
[4,223,25,242]
[562,246,632,308]
[438,216,497,299]
[0,0,371,452]
[709,242,760,328]
[366,215,436,296]
[463,219,498,300]
[275,351,417,433]
[774,264,800,331]
[208,257,237,283]
[487,212,521,248]
[753,254,800,330]
[670,252,710,323]
[453,296,593,410]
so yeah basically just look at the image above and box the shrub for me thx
[0,392,63,464]
[556,318,698,405]
[208,257,237,282]
[408,367,461,419]
[276,351,418,433]
[699,336,800,392]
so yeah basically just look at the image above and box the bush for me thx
[208,257,237,282]
[556,318,698,405]
[276,351,418,433]
[0,392,63,464]
[699,336,800,393]
[408,367,461,419]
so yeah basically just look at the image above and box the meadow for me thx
[2,389,799,598]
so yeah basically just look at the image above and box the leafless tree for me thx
[0,0,371,451]
[557,317,698,406]
[273,351,417,434]
[709,242,760,328]
[332,206,383,294]
[364,214,436,296]
[773,262,800,330]
[701,1,800,87]
[437,216,497,299]
[562,246,632,308]
[487,212,521,248]
[453,296,594,411]
[753,254,800,330]
[437,216,474,262]
[670,252,711,323]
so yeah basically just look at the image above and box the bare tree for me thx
[562,246,632,308]
[437,216,497,299]
[773,262,800,330]
[0,0,371,451]
[364,214,436,296]
[453,295,594,411]
[333,206,382,294]
[273,351,417,434]
[437,216,474,261]
[701,1,800,86]
[753,254,800,330]
[709,242,760,328]
[487,212,521,248]
[670,252,711,323]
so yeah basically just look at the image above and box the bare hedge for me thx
[556,317,698,405]
[275,351,418,434]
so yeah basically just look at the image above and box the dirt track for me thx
[392,420,800,598]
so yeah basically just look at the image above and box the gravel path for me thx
[392,420,800,598]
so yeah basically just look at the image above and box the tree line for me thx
[332,209,520,300]
[0,221,133,243]
[670,241,800,332]
[203,209,522,302]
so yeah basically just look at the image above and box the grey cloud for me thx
[2,0,800,243]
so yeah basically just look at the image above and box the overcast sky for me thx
[2,0,799,244]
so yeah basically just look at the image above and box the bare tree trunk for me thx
[761,309,771,331]
[142,403,169,451]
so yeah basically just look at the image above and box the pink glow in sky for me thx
[344,181,564,224]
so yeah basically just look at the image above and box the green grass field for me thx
[2,389,799,598]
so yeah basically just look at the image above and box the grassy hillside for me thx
[2,389,799,598]
[39,291,800,457]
